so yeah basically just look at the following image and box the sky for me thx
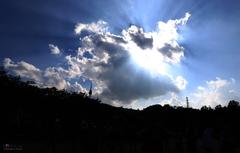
[1,0,240,109]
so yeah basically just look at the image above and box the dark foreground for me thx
[1,70,240,153]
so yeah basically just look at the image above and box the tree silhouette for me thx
[228,100,239,109]
[1,68,240,153]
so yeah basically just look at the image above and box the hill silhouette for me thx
[1,68,240,153]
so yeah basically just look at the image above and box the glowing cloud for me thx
[4,13,191,106]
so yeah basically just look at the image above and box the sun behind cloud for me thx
[3,13,191,106]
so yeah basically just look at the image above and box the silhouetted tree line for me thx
[1,68,240,153]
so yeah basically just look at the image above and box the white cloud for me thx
[162,77,240,109]
[67,82,88,93]
[49,44,61,55]
[44,67,69,89]
[161,93,185,107]
[3,58,43,82]
[3,58,86,92]
[75,20,108,35]
[190,77,239,108]
[156,12,191,43]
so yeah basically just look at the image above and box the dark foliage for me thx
[1,69,240,153]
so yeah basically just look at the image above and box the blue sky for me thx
[1,0,240,108]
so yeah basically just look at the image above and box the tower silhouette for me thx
[186,97,189,108]
[89,82,92,97]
